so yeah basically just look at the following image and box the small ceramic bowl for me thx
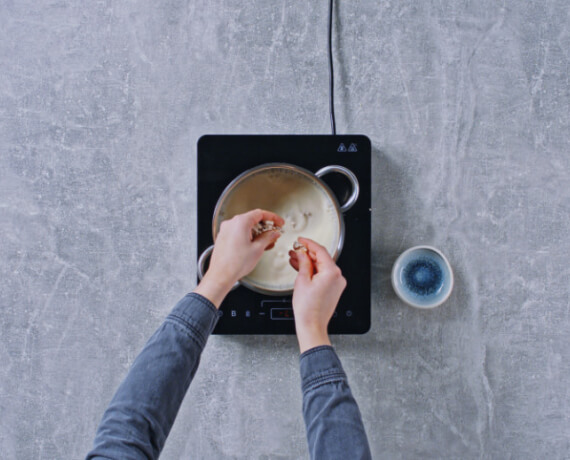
[391,245,454,309]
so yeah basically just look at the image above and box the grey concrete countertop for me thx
[1,1,568,458]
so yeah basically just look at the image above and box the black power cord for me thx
[328,0,336,135]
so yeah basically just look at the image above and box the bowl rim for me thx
[391,245,454,309]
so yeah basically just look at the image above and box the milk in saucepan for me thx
[218,168,339,290]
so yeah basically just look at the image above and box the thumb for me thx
[297,250,314,280]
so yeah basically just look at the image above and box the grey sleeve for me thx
[300,345,372,460]
[86,293,219,460]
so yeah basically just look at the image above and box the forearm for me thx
[300,346,372,460]
[193,272,233,309]
[87,293,219,460]
[295,323,331,354]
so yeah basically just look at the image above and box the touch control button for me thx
[261,299,292,309]
[270,308,294,320]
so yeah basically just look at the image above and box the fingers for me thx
[297,237,328,257]
[288,250,299,271]
[246,208,285,228]
[297,237,334,272]
[296,250,314,279]
[252,228,281,251]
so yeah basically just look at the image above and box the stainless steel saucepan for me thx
[198,162,359,295]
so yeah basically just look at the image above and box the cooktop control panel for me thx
[197,135,371,334]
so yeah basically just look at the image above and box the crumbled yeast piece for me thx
[252,220,283,237]
[293,241,308,253]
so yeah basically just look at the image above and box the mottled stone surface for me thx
[1,1,569,458]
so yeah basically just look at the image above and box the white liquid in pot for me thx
[218,168,340,290]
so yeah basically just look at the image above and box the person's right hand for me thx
[288,237,347,353]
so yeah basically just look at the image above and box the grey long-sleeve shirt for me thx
[86,293,371,459]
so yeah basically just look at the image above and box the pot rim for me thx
[211,162,347,296]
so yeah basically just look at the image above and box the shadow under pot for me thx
[198,163,359,296]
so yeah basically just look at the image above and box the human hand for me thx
[195,209,284,307]
[288,237,347,353]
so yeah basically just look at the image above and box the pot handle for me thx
[315,165,360,213]
[197,245,240,290]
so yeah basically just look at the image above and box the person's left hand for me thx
[210,208,284,286]
[195,209,284,307]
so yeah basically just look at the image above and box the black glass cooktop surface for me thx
[197,135,371,334]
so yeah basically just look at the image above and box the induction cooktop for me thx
[197,135,371,334]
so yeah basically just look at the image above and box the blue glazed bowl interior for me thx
[392,247,453,308]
